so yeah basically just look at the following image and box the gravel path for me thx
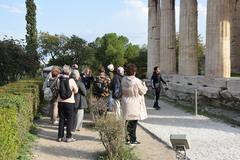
[32,114,175,160]
[139,98,240,160]
[32,117,105,160]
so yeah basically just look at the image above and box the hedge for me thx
[0,79,42,160]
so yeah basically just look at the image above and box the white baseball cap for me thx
[117,67,124,76]
[107,64,114,71]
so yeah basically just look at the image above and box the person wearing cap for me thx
[107,64,114,79]
[72,64,78,70]
[110,66,124,118]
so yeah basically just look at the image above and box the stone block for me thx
[197,87,220,99]
[219,90,233,99]
[227,78,240,92]
[197,77,227,88]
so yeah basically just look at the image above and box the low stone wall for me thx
[145,75,240,111]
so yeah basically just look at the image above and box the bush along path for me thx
[0,79,42,160]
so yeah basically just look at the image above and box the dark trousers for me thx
[127,120,138,143]
[154,88,161,107]
[58,102,74,138]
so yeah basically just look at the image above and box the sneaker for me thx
[155,106,160,110]
[66,137,76,143]
[130,141,141,146]
[57,138,63,142]
[53,120,59,125]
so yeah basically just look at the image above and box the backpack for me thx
[93,76,110,97]
[44,78,58,101]
[59,76,72,100]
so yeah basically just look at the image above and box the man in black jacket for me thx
[151,66,167,110]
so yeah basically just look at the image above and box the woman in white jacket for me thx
[121,63,148,145]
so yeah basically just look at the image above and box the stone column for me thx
[231,1,240,73]
[205,0,231,78]
[147,0,160,78]
[160,0,176,74]
[179,0,198,75]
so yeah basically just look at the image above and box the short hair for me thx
[71,69,80,80]
[51,66,60,77]
[154,66,159,71]
[125,63,137,76]
[62,65,72,75]
[98,67,105,73]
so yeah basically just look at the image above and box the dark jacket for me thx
[151,72,166,89]
[111,74,123,99]
[74,80,88,109]
[80,73,94,90]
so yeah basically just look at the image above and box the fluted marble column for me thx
[160,0,176,74]
[205,0,231,78]
[231,1,240,73]
[179,0,198,75]
[147,0,160,78]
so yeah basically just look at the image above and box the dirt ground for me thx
[32,114,175,160]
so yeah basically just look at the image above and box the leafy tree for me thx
[0,39,29,85]
[25,0,39,76]
[48,54,73,67]
[38,32,68,65]
[197,35,205,75]
[64,35,95,66]
[94,33,126,67]
[93,33,140,69]
[40,34,96,68]
[127,45,147,78]
[125,43,140,60]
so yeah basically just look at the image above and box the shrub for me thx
[0,79,42,159]
[91,97,138,160]
[0,106,20,160]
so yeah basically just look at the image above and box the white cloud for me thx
[124,0,148,15]
[114,0,148,44]
[0,4,25,14]
[117,0,148,22]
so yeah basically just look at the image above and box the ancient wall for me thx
[161,75,240,111]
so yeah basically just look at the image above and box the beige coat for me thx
[121,76,148,120]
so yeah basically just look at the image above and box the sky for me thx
[0,0,207,45]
